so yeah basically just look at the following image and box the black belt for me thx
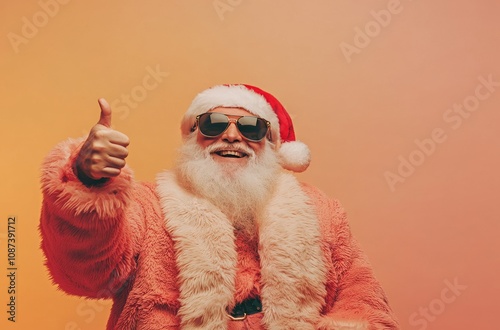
[228,297,262,321]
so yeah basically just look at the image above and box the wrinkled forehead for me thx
[208,107,259,118]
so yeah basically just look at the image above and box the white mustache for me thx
[205,142,255,157]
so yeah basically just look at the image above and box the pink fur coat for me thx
[39,138,399,330]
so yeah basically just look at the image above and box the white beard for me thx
[174,135,281,237]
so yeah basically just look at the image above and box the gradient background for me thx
[1,1,499,329]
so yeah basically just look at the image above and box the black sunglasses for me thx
[193,112,271,142]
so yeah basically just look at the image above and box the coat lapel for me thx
[258,173,327,328]
[157,171,237,329]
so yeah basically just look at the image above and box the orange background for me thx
[1,1,499,329]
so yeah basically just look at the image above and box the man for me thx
[40,84,399,329]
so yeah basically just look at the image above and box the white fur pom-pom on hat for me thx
[181,84,311,172]
[278,140,311,173]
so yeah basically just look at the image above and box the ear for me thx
[269,138,281,151]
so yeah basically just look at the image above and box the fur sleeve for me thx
[39,137,145,299]
[301,184,399,330]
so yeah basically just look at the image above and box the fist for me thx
[75,98,130,181]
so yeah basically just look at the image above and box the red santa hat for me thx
[180,84,311,172]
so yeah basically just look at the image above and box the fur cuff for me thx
[40,137,134,225]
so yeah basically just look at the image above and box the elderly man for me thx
[40,84,399,329]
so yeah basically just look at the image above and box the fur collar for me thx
[156,170,327,329]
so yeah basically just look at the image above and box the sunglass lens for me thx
[237,117,268,141]
[198,113,229,137]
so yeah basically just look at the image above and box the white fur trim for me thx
[181,85,280,142]
[279,140,311,172]
[259,173,327,328]
[155,171,327,329]
[156,172,236,329]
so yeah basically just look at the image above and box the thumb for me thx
[97,98,112,127]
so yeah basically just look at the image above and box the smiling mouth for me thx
[213,150,248,158]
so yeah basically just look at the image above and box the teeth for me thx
[218,150,245,158]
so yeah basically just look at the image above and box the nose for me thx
[221,120,242,143]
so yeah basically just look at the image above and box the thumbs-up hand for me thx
[75,98,130,181]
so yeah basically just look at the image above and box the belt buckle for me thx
[228,297,261,321]
[227,312,247,321]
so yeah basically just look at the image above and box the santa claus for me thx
[40,84,399,329]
